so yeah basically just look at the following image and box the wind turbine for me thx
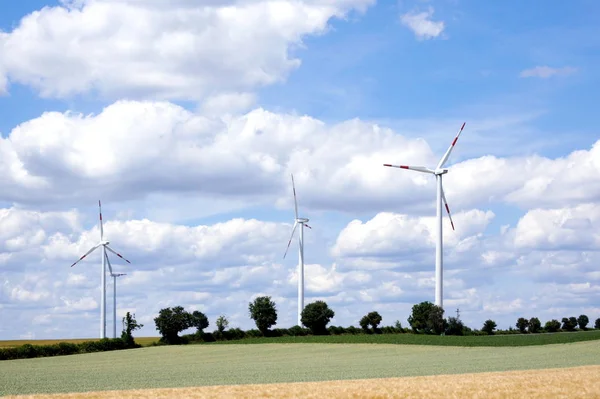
[70,200,131,339]
[105,251,127,339]
[283,174,311,326]
[383,122,466,310]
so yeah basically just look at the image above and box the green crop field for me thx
[203,330,600,347]
[1,341,600,396]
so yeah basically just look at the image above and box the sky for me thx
[0,0,599,340]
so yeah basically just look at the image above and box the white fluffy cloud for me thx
[2,100,600,218]
[0,0,374,99]
[399,7,445,40]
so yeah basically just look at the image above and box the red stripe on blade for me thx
[445,204,450,213]
[383,164,392,167]
[400,166,409,169]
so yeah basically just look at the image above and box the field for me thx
[0,337,159,349]
[1,340,600,397]
[3,366,599,398]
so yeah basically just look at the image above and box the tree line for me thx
[151,298,600,344]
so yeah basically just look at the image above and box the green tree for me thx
[595,318,600,329]
[445,316,464,336]
[577,315,589,330]
[516,317,529,333]
[248,296,278,335]
[121,312,143,347]
[154,306,193,344]
[528,317,541,333]
[544,319,561,332]
[216,315,229,333]
[301,301,335,335]
[482,319,497,335]
[191,310,209,334]
[561,317,577,331]
[407,301,446,334]
[359,311,383,333]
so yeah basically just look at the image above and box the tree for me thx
[407,301,446,334]
[191,311,209,334]
[248,296,278,335]
[544,319,561,333]
[154,306,193,344]
[516,317,529,333]
[121,312,143,347]
[301,301,335,335]
[528,317,541,333]
[577,315,589,330]
[561,317,577,331]
[359,311,383,333]
[482,319,497,335]
[427,305,447,335]
[445,317,464,336]
[595,318,600,329]
[216,315,229,333]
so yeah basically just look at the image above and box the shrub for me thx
[577,315,589,330]
[445,317,464,336]
[528,317,541,333]
[561,317,578,332]
[516,317,529,333]
[287,325,310,336]
[359,311,383,334]
[545,319,561,333]
[301,301,335,335]
[482,320,497,335]
[595,318,600,329]
[249,296,278,335]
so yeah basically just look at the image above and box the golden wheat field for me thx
[4,365,600,399]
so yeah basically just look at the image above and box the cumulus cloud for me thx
[519,66,578,79]
[399,7,445,40]
[1,101,600,218]
[0,0,374,100]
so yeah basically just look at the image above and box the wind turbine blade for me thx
[291,174,299,219]
[105,246,131,264]
[105,251,114,275]
[440,184,455,231]
[283,222,298,259]
[436,122,466,169]
[304,224,312,229]
[70,245,100,267]
[383,164,434,174]
[99,200,104,240]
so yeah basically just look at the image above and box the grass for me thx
[0,337,159,348]
[203,329,600,347]
[4,365,600,398]
[1,341,599,396]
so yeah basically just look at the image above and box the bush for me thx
[561,317,578,332]
[154,306,195,344]
[545,319,561,333]
[359,311,383,334]
[287,325,310,336]
[445,317,464,336]
[528,317,541,333]
[482,320,497,335]
[345,326,361,335]
[595,318,600,329]
[577,315,589,330]
[301,301,335,335]
[249,296,278,335]
[516,317,529,333]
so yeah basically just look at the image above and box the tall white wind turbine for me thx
[105,251,127,339]
[283,174,311,326]
[383,122,466,310]
[69,201,131,339]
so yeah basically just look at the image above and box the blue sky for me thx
[0,0,599,340]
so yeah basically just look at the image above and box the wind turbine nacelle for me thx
[434,169,449,175]
[297,218,309,223]
[100,240,110,246]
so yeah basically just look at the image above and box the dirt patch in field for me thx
[6,365,600,399]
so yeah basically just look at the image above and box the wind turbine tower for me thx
[283,174,311,326]
[70,201,131,338]
[383,123,466,309]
